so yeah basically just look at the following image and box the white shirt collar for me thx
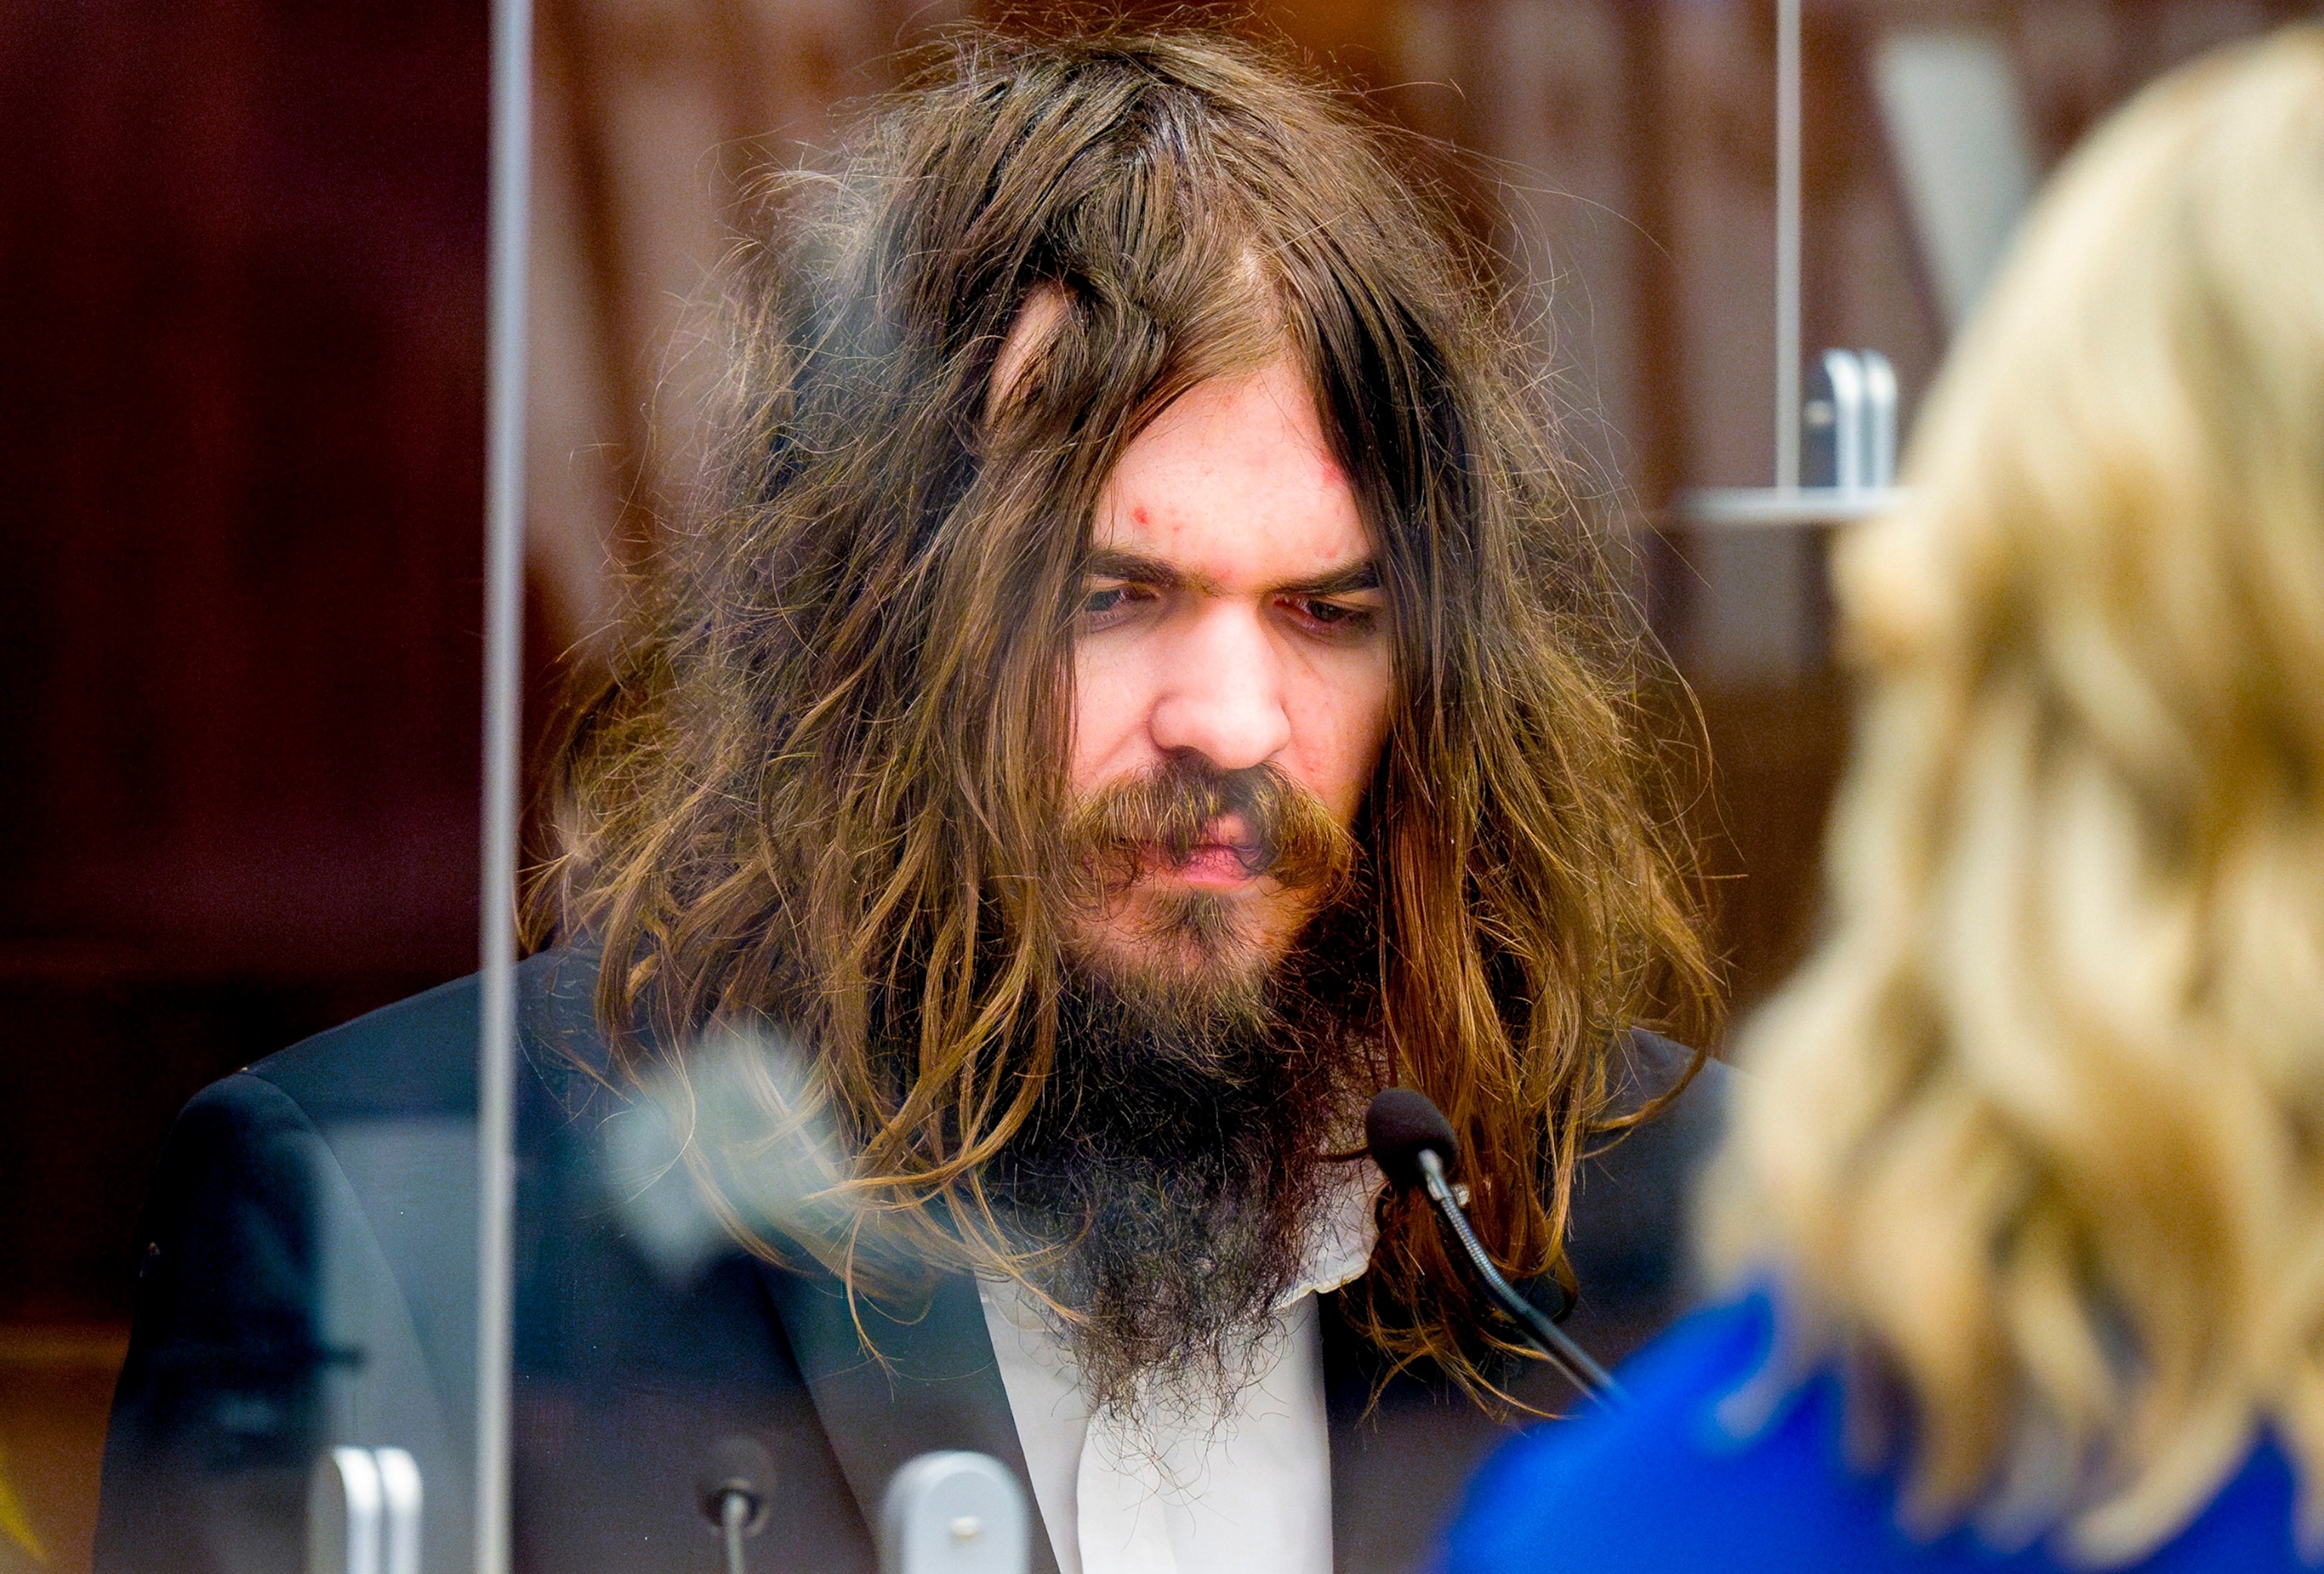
[977,1156,1387,1574]
[1279,1156,1385,1305]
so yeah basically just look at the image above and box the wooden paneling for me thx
[0,0,492,1330]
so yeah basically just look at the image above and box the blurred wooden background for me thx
[4,1,2315,1566]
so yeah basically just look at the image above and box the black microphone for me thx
[1365,1088,1629,1408]
[696,1435,775,1574]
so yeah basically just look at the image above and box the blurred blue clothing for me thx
[1441,1293,2310,1574]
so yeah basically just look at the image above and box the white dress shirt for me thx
[977,1161,1384,1574]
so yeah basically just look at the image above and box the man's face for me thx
[1066,353,1393,992]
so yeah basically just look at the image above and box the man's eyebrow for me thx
[1275,560,1383,597]
[1083,549,1189,591]
[1080,550,1384,598]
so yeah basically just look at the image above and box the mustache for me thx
[1061,755,1359,893]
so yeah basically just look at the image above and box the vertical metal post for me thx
[476,0,531,1567]
[1774,0,1802,491]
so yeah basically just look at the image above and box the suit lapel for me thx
[1320,1288,1561,1574]
[1321,1286,1377,1572]
[760,1262,1064,1574]
[760,1268,1554,1574]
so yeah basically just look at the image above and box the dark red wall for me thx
[0,1,490,1321]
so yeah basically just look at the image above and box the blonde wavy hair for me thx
[1704,24,2324,1563]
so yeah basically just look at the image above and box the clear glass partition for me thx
[13,6,2287,1573]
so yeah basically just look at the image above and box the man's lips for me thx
[1133,815,1265,889]
[1155,842,1260,888]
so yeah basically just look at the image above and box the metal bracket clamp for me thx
[308,1446,421,1574]
[1805,348,1899,494]
[881,1451,1030,1574]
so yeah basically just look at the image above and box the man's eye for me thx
[1285,596,1374,632]
[1080,582,1149,620]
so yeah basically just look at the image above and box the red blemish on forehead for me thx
[1133,504,1151,525]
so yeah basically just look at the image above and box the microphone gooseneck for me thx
[696,1436,775,1574]
[1364,1090,1630,1409]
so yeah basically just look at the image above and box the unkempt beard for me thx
[988,757,1372,1420]
[992,964,1358,1422]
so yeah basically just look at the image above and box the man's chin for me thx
[1064,933,1276,1039]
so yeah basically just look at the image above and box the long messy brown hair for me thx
[531,26,1713,1403]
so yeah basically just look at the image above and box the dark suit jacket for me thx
[96,947,1726,1574]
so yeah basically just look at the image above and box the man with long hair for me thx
[100,29,1718,1574]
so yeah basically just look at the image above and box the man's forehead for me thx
[1089,358,1370,588]
[1088,513,1375,593]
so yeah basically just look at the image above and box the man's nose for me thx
[1146,604,1293,771]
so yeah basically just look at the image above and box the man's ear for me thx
[984,282,1073,425]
